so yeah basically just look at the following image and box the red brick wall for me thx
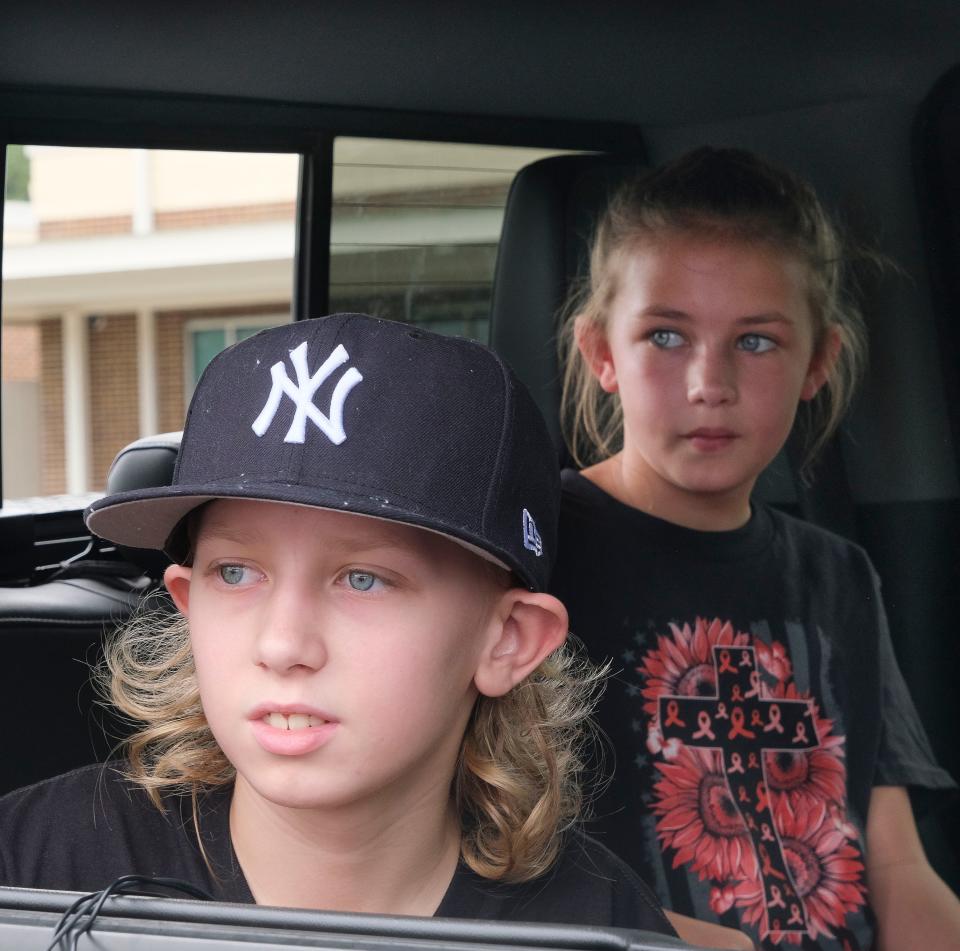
[40,319,65,495]
[88,314,139,490]
[156,312,190,434]
[38,202,295,240]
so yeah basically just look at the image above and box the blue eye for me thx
[650,329,684,349]
[347,570,378,592]
[738,333,776,353]
[219,564,249,585]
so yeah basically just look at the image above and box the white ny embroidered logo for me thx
[251,340,363,445]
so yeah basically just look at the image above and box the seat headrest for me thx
[489,153,647,449]
[99,433,182,578]
[106,432,181,494]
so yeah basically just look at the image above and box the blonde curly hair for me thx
[98,596,606,885]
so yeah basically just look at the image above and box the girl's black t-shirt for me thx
[0,761,673,935]
[550,469,955,951]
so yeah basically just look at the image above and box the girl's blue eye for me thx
[218,564,249,585]
[650,329,684,349]
[738,333,776,353]
[347,570,378,592]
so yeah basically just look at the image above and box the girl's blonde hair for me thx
[561,147,870,473]
[99,596,605,885]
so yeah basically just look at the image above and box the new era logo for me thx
[252,340,363,445]
[522,508,543,557]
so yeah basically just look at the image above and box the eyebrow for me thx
[198,524,262,546]
[199,520,434,560]
[637,306,794,326]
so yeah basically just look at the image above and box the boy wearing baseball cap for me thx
[0,314,674,933]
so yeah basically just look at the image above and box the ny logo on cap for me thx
[522,508,543,557]
[252,340,363,445]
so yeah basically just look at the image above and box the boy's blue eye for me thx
[219,565,249,585]
[650,329,684,349]
[347,570,378,592]
[738,333,776,353]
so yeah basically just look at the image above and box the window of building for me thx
[185,315,289,392]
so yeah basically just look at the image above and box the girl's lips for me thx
[684,429,738,451]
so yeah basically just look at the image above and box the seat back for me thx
[489,154,644,452]
[0,433,180,794]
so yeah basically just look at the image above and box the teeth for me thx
[264,712,322,730]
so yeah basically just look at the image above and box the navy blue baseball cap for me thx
[85,313,559,591]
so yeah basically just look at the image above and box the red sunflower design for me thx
[762,682,847,809]
[732,796,867,945]
[651,745,758,882]
[639,617,750,719]
[638,617,868,947]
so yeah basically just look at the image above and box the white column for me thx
[132,149,154,235]
[62,311,90,494]
[137,308,158,435]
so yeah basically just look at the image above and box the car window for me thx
[1,140,570,506]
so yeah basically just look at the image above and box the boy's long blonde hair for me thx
[561,147,871,474]
[99,597,605,885]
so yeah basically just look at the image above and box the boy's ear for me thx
[801,326,842,401]
[164,563,193,616]
[574,315,619,393]
[474,590,569,698]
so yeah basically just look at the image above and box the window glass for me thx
[186,317,287,388]
[330,139,575,342]
[191,329,226,384]
[2,146,297,505]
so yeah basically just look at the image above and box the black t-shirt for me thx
[0,761,674,935]
[550,469,956,951]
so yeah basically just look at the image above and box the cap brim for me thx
[85,482,522,584]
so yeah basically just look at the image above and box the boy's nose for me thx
[686,348,737,406]
[253,590,328,673]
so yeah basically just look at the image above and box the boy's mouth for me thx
[249,706,340,755]
[262,712,329,731]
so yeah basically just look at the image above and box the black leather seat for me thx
[0,432,180,794]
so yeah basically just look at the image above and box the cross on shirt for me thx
[658,644,819,937]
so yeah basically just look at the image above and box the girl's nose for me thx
[686,347,737,406]
[253,588,328,673]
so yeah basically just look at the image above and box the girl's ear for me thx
[574,315,619,393]
[801,326,842,401]
[473,590,569,698]
[164,563,193,616]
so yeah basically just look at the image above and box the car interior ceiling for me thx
[0,0,957,896]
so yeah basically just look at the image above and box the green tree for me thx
[4,144,30,201]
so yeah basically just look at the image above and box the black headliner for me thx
[1,1,958,124]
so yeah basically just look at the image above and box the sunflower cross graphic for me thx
[658,644,819,938]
